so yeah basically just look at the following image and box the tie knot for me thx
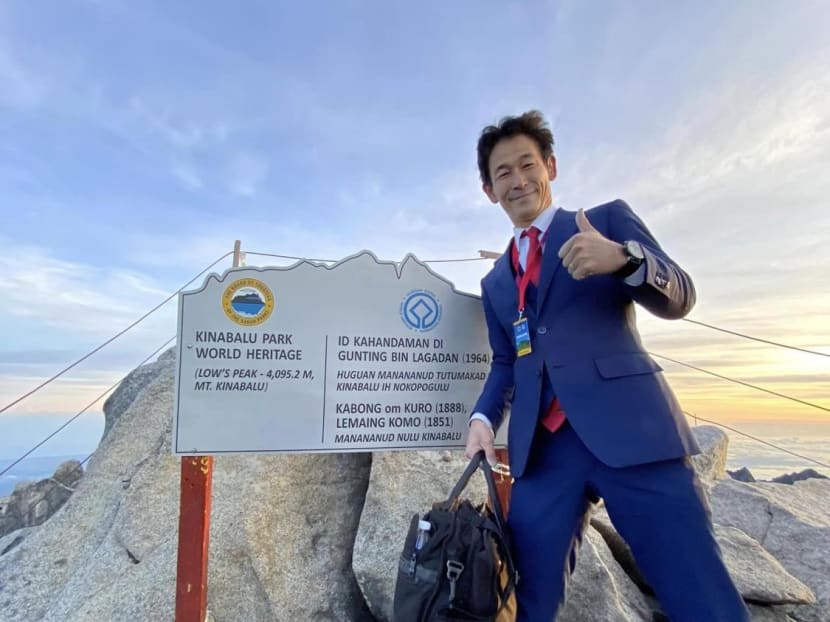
[522,226,541,241]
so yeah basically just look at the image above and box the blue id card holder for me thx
[513,317,532,356]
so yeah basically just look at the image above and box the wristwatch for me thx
[614,240,645,278]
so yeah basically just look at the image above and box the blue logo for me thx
[400,290,442,332]
[222,278,274,326]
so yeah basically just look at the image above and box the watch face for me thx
[626,241,645,260]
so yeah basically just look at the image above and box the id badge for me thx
[513,317,532,357]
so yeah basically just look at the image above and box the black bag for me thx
[393,452,518,621]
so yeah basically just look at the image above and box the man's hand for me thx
[558,209,627,280]
[465,419,497,465]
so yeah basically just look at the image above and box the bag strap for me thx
[445,451,509,537]
[446,452,520,605]
[446,451,483,503]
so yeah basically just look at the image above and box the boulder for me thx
[591,509,815,605]
[749,604,799,621]
[715,525,814,605]
[712,478,830,613]
[780,603,830,622]
[730,467,758,483]
[100,347,175,441]
[0,496,8,533]
[690,425,729,481]
[0,353,374,621]
[557,527,652,622]
[0,459,84,538]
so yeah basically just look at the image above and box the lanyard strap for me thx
[510,228,551,316]
[514,251,534,315]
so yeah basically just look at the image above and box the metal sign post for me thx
[175,240,241,622]
[174,455,213,622]
[493,448,512,514]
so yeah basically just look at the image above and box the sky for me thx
[1,0,829,458]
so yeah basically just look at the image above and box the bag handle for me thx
[446,451,508,534]
[446,452,519,606]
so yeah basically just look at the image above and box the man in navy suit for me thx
[465,111,749,621]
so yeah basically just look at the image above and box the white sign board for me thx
[172,251,508,455]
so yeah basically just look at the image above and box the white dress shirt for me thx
[513,205,558,271]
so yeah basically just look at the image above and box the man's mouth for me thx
[511,190,536,201]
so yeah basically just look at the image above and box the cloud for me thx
[170,159,204,190]
[552,55,830,400]
[0,349,83,365]
[0,42,47,108]
[127,96,215,151]
[0,1,827,433]
[630,72,830,221]
[0,241,173,336]
[227,153,270,197]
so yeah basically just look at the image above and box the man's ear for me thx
[482,182,499,204]
[547,155,557,182]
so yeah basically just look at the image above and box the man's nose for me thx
[511,171,528,188]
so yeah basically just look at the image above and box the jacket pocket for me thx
[594,352,662,379]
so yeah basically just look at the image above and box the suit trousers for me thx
[508,422,750,622]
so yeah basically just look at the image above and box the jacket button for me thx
[536,370,543,378]
[537,326,547,335]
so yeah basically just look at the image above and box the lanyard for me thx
[510,227,550,317]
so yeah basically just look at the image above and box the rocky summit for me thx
[1,460,83,539]
[0,351,827,621]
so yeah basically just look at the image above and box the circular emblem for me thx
[222,278,274,326]
[400,290,442,332]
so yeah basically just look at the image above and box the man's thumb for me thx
[577,209,597,233]
[485,444,498,466]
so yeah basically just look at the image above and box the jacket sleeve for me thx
[471,283,515,431]
[608,200,696,320]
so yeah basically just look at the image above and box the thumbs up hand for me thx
[576,208,598,233]
[558,209,628,280]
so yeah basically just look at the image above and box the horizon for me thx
[1,414,827,498]
[1,1,828,461]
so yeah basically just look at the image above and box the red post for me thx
[175,240,240,622]
[493,448,512,516]
[175,456,213,622]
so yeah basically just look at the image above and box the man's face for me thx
[483,134,557,228]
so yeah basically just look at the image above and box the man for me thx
[465,110,749,621]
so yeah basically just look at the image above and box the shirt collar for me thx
[512,206,558,247]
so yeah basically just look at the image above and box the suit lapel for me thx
[488,240,519,317]
[537,208,576,311]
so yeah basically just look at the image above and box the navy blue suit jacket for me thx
[472,200,700,478]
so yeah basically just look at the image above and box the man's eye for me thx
[523,163,535,169]
[497,172,509,179]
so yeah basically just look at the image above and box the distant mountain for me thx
[771,468,829,485]
[0,455,85,497]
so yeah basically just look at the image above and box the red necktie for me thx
[519,227,567,434]
[522,227,543,286]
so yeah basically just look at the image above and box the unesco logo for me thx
[400,290,442,332]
